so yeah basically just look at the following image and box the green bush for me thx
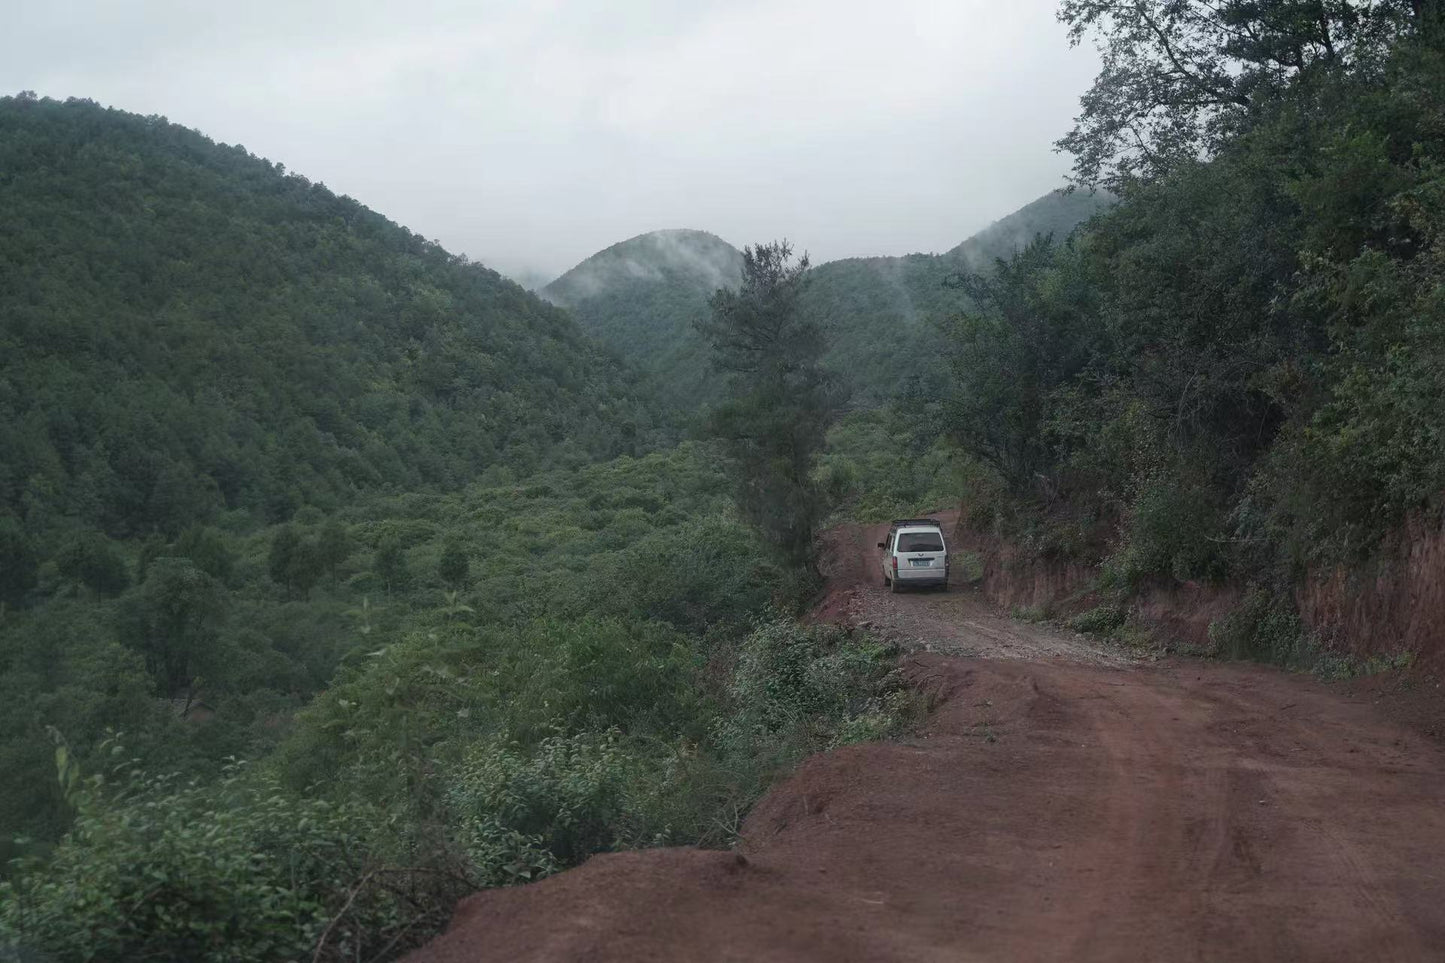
[0,609,168,860]
[594,516,777,635]
[1208,589,1414,679]
[437,539,470,589]
[0,754,445,963]
[715,621,914,753]
[1207,588,1313,666]
[1103,469,1232,588]
[832,689,923,747]
[1068,603,1126,635]
[440,622,924,880]
[1011,603,1050,623]
[496,619,708,744]
[447,730,633,883]
[270,617,706,806]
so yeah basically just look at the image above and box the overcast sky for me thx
[4,0,1099,281]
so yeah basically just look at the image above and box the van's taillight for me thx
[891,557,898,575]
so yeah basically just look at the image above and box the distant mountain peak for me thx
[544,229,743,306]
[537,190,1114,407]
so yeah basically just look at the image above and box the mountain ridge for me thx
[544,228,743,304]
[544,189,1114,404]
[0,94,663,536]
[540,229,745,408]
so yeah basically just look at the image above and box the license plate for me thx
[910,559,930,566]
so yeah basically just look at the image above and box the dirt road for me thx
[407,518,1445,962]
[811,510,1133,666]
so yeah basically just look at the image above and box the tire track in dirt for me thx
[406,518,1445,962]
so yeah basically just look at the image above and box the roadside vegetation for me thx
[0,127,917,958]
[3,3,1443,960]
[926,2,1444,670]
[1,435,921,960]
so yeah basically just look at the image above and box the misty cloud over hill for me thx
[545,191,1113,406]
[946,189,1113,270]
[544,229,744,304]
[541,230,745,410]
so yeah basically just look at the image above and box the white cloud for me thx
[2,0,1098,277]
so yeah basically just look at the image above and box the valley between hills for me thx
[4,9,1445,956]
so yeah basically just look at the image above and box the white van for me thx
[878,519,949,592]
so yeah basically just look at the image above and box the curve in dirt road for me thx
[405,518,1445,962]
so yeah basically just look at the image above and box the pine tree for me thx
[697,241,844,578]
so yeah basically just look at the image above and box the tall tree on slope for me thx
[1058,0,1434,190]
[697,241,843,583]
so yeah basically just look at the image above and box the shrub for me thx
[437,539,470,589]
[1104,470,1232,588]
[270,617,707,810]
[1068,603,1126,635]
[715,621,912,753]
[831,689,922,747]
[596,516,777,635]
[447,730,633,884]
[1207,588,1313,666]
[497,618,708,743]
[1011,603,1050,623]
[0,753,449,963]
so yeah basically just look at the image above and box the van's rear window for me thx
[897,532,944,553]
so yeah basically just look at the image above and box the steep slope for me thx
[542,229,744,408]
[0,94,661,537]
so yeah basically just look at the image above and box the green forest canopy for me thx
[542,229,743,409]
[544,191,1113,408]
[933,0,1445,650]
[0,99,920,962]
[3,4,1443,953]
[0,94,666,542]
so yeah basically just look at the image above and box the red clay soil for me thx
[405,519,1445,963]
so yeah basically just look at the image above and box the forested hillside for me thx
[805,189,1114,400]
[4,2,1442,957]
[542,229,743,408]
[930,0,1445,663]
[544,192,1111,408]
[0,92,673,871]
[0,94,662,542]
[945,189,1115,270]
[0,96,916,963]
